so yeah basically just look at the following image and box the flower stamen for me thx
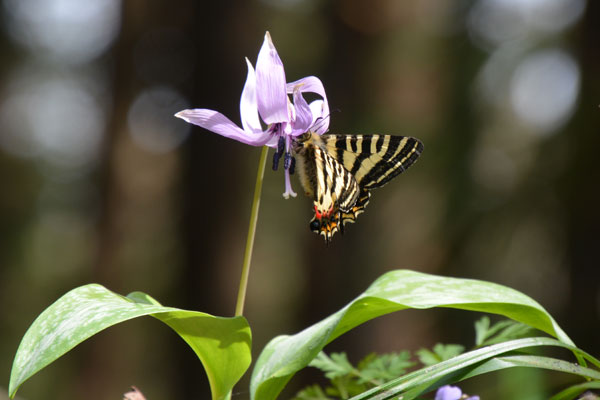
[283,152,292,170]
[272,135,285,171]
[282,134,297,199]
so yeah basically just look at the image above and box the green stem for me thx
[235,145,269,317]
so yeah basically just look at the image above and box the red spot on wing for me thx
[315,204,335,219]
[314,205,322,220]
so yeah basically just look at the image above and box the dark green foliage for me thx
[474,316,539,347]
[415,344,465,366]
[293,316,543,399]
[293,351,415,400]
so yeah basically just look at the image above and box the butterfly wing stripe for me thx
[340,190,370,225]
[378,135,386,152]
[349,136,358,153]
[314,147,328,203]
[371,135,383,154]
[321,134,423,188]
[336,141,346,169]
[349,135,388,183]
[339,162,359,210]
[349,136,371,176]
[351,135,391,183]
[313,145,358,212]
[364,137,423,188]
[357,136,408,186]
[295,144,317,198]
[341,147,357,173]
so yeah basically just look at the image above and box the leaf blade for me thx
[250,269,573,400]
[354,338,589,400]
[9,284,251,400]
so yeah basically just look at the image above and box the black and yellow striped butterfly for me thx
[291,132,423,242]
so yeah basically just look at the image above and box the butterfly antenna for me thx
[312,109,335,133]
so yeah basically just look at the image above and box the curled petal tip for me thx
[174,110,190,122]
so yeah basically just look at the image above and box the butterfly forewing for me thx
[323,135,423,189]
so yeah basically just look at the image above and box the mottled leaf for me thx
[250,269,573,400]
[9,284,251,400]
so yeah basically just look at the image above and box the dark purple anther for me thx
[272,135,286,170]
[277,135,285,156]
[272,152,281,170]
[284,152,292,170]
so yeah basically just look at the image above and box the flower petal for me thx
[287,76,330,133]
[290,87,313,135]
[255,32,289,124]
[175,109,271,146]
[434,385,463,400]
[309,99,329,135]
[264,135,281,148]
[240,58,263,134]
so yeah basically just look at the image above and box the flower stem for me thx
[235,145,268,317]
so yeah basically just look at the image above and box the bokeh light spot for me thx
[468,0,586,50]
[509,49,580,134]
[0,74,105,169]
[3,0,121,63]
[127,86,190,153]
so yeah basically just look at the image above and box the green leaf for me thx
[327,375,368,399]
[460,355,600,381]
[352,337,600,400]
[483,323,538,346]
[9,284,251,400]
[292,384,333,400]
[309,352,356,380]
[474,316,538,347]
[474,316,491,346]
[550,381,600,400]
[416,344,465,366]
[250,269,574,400]
[356,352,414,384]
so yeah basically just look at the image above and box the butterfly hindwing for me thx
[295,136,360,213]
[294,132,423,242]
[295,135,361,241]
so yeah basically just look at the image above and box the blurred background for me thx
[1,0,598,399]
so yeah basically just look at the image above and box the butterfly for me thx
[291,132,423,242]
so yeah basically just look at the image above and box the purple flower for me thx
[435,385,479,400]
[175,32,329,198]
